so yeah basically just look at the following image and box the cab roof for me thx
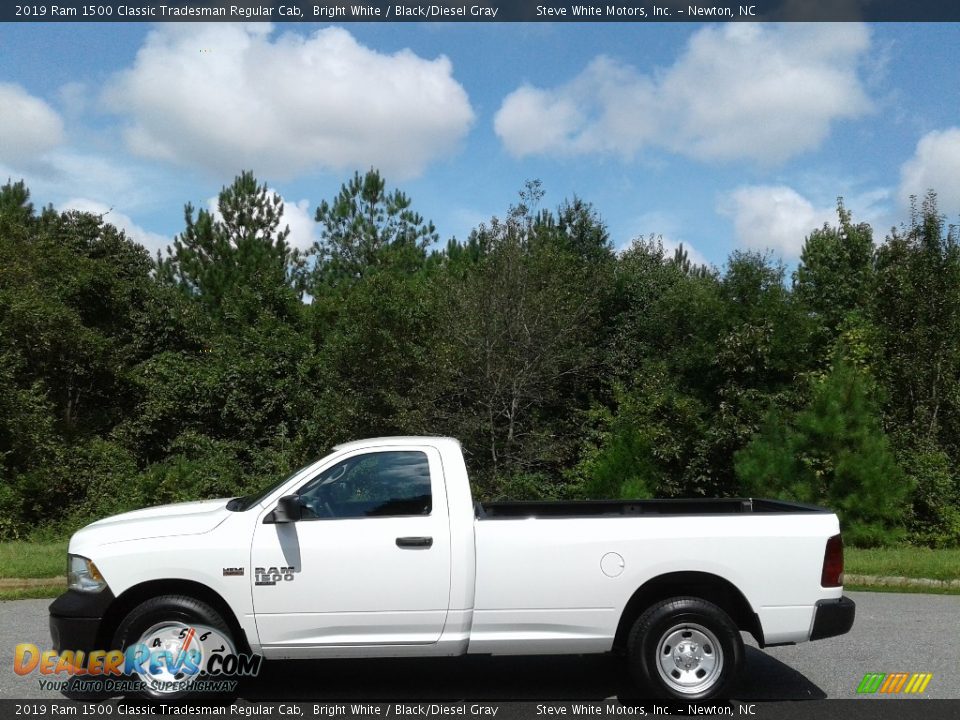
[331,436,461,453]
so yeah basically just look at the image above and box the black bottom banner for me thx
[2,700,959,720]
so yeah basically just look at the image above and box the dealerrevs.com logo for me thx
[857,672,933,695]
[14,624,261,695]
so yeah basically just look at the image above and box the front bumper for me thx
[810,595,856,641]
[49,589,114,654]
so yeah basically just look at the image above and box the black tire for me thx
[112,594,235,701]
[627,596,743,700]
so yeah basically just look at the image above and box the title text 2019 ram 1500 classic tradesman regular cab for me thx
[50,436,855,700]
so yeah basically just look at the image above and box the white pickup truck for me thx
[50,436,854,700]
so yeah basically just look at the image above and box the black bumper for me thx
[49,589,114,654]
[810,595,856,641]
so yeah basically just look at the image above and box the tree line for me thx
[0,171,958,547]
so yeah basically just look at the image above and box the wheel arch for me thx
[97,579,252,654]
[614,571,763,651]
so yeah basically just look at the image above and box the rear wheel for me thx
[627,596,743,700]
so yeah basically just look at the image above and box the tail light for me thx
[821,534,844,587]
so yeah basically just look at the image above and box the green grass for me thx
[846,582,960,596]
[0,584,64,601]
[0,541,67,579]
[846,547,960,582]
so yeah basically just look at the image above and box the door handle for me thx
[396,536,433,549]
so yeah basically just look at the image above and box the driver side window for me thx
[297,451,432,520]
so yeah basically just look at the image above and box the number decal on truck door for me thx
[255,566,295,585]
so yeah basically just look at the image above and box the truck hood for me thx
[70,498,232,551]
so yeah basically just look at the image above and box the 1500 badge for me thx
[255,566,295,585]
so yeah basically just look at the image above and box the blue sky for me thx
[1,21,958,268]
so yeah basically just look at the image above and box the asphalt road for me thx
[1,591,957,701]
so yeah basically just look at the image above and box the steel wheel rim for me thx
[132,621,203,694]
[655,622,724,695]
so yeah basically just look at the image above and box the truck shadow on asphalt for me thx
[240,647,825,701]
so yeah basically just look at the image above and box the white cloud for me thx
[0,85,168,218]
[206,190,317,252]
[0,150,161,225]
[720,185,835,259]
[496,57,656,159]
[45,152,147,208]
[495,24,872,165]
[0,83,65,166]
[104,24,474,180]
[899,128,960,214]
[277,197,318,252]
[62,198,171,254]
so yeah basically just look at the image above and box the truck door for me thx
[250,446,451,652]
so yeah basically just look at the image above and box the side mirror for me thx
[272,495,302,523]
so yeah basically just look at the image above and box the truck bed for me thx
[477,497,829,518]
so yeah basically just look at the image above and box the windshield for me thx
[226,455,326,512]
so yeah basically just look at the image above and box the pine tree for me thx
[311,169,436,290]
[736,361,910,546]
[157,171,305,316]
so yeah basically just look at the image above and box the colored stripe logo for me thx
[857,672,933,694]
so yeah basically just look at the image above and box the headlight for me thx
[67,555,107,593]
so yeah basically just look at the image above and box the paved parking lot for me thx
[1,590,957,700]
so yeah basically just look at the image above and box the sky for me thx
[1,21,959,269]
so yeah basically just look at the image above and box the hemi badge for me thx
[222,567,245,576]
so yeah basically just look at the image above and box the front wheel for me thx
[627,596,743,700]
[112,594,237,701]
